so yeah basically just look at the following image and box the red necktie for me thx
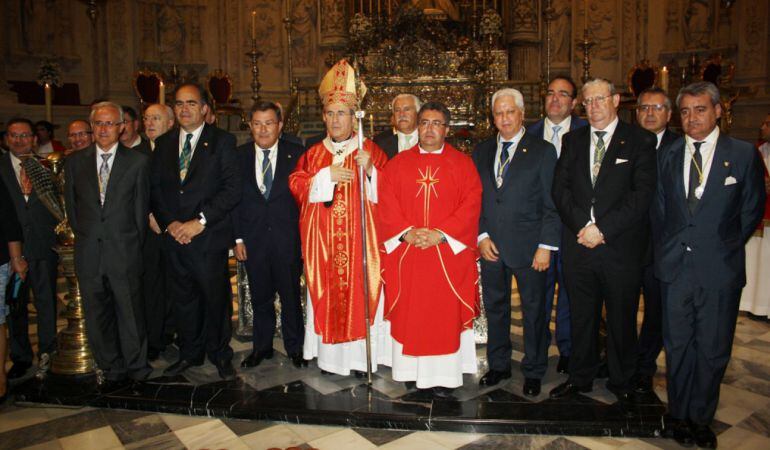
[19,161,32,195]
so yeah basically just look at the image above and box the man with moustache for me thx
[289,60,388,376]
[632,87,680,394]
[474,89,560,396]
[374,94,421,159]
[233,101,306,369]
[0,118,60,379]
[550,78,657,406]
[151,84,241,380]
[143,104,176,150]
[65,102,152,388]
[66,120,93,155]
[528,76,588,374]
[653,82,765,448]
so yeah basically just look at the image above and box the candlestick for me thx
[387,0,391,17]
[44,83,52,122]
[369,113,374,136]
[158,80,165,105]
[360,0,363,14]
[584,0,588,27]
[369,0,372,15]
[251,10,257,40]
[660,66,669,93]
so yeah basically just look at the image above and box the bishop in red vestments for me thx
[289,60,389,376]
[379,102,482,389]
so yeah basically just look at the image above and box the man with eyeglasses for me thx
[0,118,59,380]
[528,76,588,376]
[289,60,388,377]
[232,101,306,369]
[473,89,560,396]
[652,82,765,448]
[150,83,241,380]
[143,104,176,150]
[65,102,152,389]
[120,106,150,153]
[66,120,93,155]
[550,78,657,409]
[378,101,481,394]
[631,87,681,396]
[374,94,422,159]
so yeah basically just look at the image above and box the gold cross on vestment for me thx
[416,166,440,227]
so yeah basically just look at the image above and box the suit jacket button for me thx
[591,197,596,205]
[179,190,184,194]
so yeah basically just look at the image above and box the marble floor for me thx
[3,286,770,449]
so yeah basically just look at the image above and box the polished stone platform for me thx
[14,345,667,438]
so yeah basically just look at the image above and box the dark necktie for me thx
[592,131,607,185]
[687,141,704,214]
[261,149,272,198]
[179,133,193,181]
[497,141,514,187]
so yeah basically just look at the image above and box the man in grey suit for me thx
[653,82,765,448]
[65,102,152,388]
[1,118,60,379]
[473,88,560,396]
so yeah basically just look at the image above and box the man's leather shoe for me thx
[163,359,197,377]
[692,423,717,448]
[633,375,653,394]
[432,386,455,398]
[352,370,366,379]
[7,362,31,380]
[216,360,236,380]
[288,353,307,368]
[240,350,274,368]
[670,418,695,447]
[549,381,592,399]
[147,348,161,362]
[479,369,512,387]
[523,378,541,397]
[557,356,569,374]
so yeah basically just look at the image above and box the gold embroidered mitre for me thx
[318,59,366,108]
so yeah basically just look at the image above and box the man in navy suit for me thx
[550,78,657,404]
[652,82,765,448]
[632,87,680,395]
[474,88,560,396]
[151,83,242,380]
[232,102,306,369]
[527,76,587,375]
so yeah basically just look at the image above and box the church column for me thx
[505,0,541,82]
[103,0,138,105]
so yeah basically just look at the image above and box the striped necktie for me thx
[591,131,607,185]
[179,133,193,181]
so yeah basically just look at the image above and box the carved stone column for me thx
[506,0,540,82]
[103,0,137,105]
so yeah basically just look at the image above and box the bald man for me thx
[143,104,175,150]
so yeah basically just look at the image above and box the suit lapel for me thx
[184,124,211,184]
[594,122,627,189]
[164,131,181,186]
[103,146,129,208]
[574,127,593,189]
[667,140,688,216]
[692,135,729,216]
[484,139,499,191]
[271,142,294,201]
[245,143,259,193]
[82,147,101,206]
[499,133,531,194]
[0,155,23,201]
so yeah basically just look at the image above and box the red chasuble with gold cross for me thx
[379,143,482,356]
[289,137,388,344]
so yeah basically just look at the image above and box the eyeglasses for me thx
[418,120,447,129]
[8,133,34,139]
[637,104,668,113]
[68,131,92,139]
[582,95,611,107]
[324,110,352,119]
[92,121,123,128]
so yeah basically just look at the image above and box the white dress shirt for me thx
[543,116,572,156]
[587,117,619,223]
[254,140,278,193]
[759,142,770,172]
[396,129,419,152]
[683,126,720,197]
[655,129,666,150]
[178,123,205,159]
[95,142,118,174]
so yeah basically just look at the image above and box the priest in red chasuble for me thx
[379,102,482,390]
[289,60,389,376]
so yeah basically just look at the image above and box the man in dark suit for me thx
[527,76,588,375]
[142,104,176,151]
[65,102,152,387]
[232,101,305,369]
[373,94,421,159]
[150,83,241,380]
[474,88,560,396]
[632,87,680,395]
[121,106,152,155]
[550,78,657,404]
[652,82,765,448]
[1,118,60,380]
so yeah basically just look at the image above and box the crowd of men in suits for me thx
[0,76,765,449]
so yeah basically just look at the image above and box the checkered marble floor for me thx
[3,282,770,449]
